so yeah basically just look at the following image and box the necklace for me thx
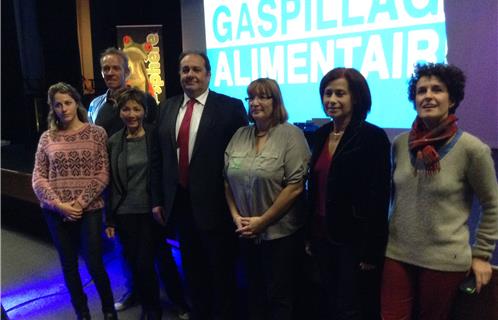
[331,131,344,136]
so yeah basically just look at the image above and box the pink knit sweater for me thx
[32,124,109,212]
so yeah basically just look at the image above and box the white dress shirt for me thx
[175,89,209,163]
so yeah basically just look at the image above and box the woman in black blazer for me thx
[307,68,391,320]
[104,88,162,319]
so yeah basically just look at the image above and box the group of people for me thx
[31,46,498,320]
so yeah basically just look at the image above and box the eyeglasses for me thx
[245,95,272,102]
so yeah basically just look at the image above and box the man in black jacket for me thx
[151,51,248,320]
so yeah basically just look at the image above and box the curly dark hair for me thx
[408,63,466,114]
[319,67,371,121]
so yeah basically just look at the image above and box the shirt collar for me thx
[105,89,112,100]
[182,89,209,108]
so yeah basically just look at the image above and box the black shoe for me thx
[103,312,118,320]
[114,291,136,311]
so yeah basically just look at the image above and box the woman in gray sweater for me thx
[104,88,161,319]
[381,63,498,320]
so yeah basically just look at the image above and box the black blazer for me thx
[308,119,391,264]
[106,124,155,226]
[150,91,248,231]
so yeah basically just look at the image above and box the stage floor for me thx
[1,225,187,320]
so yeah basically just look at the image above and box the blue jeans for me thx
[43,209,115,316]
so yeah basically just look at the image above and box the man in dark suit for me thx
[151,51,248,320]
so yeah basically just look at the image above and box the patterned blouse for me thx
[32,123,109,212]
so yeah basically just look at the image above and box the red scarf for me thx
[408,115,458,175]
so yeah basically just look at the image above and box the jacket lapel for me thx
[113,128,128,195]
[332,119,362,161]
[116,142,127,194]
[168,96,184,152]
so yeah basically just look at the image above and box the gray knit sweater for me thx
[386,131,498,271]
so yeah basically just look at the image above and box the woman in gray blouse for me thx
[224,78,311,320]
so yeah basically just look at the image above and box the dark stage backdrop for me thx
[1,0,183,147]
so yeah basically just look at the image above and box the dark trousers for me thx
[119,224,188,310]
[120,245,134,294]
[172,187,237,320]
[115,214,161,314]
[311,238,382,320]
[43,209,115,316]
[155,238,189,310]
[242,230,304,320]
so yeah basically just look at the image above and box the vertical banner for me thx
[116,25,166,103]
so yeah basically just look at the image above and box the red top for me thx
[312,137,332,238]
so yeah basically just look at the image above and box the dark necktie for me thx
[177,98,196,188]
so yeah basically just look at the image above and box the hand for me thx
[105,227,115,239]
[236,216,266,238]
[152,206,166,226]
[470,257,492,293]
[56,201,83,221]
[359,262,376,271]
[232,215,244,230]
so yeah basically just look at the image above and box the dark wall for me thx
[1,0,27,145]
[2,0,87,146]
[1,0,183,148]
[37,0,82,89]
[445,0,498,148]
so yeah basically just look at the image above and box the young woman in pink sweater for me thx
[32,82,117,320]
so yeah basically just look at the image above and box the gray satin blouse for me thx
[224,123,310,241]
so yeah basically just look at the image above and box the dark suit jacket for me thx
[151,90,248,231]
[106,124,155,226]
[308,119,391,265]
